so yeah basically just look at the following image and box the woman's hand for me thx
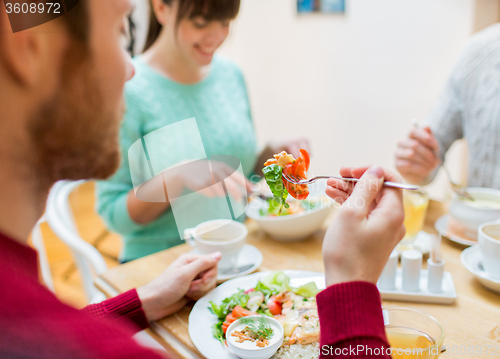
[395,126,440,184]
[266,136,310,159]
[255,136,310,175]
[128,160,252,225]
[323,166,405,287]
[137,252,221,321]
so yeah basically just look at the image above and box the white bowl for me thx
[246,180,334,241]
[449,187,500,239]
[226,315,284,359]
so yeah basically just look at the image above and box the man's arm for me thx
[319,166,406,358]
[81,289,149,333]
[318,283,390,359]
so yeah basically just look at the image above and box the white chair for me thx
[45,181,166,351]
[31,215,55,293]
[45,180,108,304]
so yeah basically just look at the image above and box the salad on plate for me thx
[209,271,321,359]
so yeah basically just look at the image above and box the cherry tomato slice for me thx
[283,155,310,200]
[299,149,310,171]
[267,296,283,315]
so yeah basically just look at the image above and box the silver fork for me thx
[283,173,419,190]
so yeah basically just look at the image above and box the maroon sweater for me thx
[0,232,389,358]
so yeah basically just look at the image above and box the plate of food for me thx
[188,270,325,359]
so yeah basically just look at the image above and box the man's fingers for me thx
[201,266,218,282]
[344,166,385,217]
[325,186,349,203]
[395,146,434,168]
[397,139,440,167]
[182,252,221,280]
[396,159,434,176]
[409,127,439,152]
[172,253,201,267]
[326,178,354,193]
[342,165,401,184]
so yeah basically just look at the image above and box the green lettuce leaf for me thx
[262,164,289,211]
[293,281,320,298]
[212,321,225,344]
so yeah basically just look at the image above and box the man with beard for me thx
[0,1,221,358]
[0,0,406,358]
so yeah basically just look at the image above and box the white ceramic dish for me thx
[478,221,500,280]
[226,315,284,359]
[246,180,334,241]
[448,187,500,239]
[377,268,457,304]
[190,244,263,282]
[434,215,477,246]
[461,246,500,294]
[188,270,325,359]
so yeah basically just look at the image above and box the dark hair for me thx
[144,0,241,52]
[61,0,89,44]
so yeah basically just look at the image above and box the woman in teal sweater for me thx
[96,0,308,262]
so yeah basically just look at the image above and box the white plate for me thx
[434,215,477,246]
[188,270,325,359]
[190,244,263,282]
[461,246,500,294]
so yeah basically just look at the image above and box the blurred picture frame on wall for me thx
[297,0,345,13]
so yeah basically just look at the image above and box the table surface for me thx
[95,200,500,359]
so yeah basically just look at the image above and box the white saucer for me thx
[461,246,500,294]
[189,244,263,282]
[435,214,477,246]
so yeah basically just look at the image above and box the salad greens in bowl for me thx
[246,180,334,241]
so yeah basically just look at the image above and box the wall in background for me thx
[474,0,500,32]
[217,0,476,200]
[131,0,479,200]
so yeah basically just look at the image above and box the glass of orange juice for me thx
[399,189,429,251]
[384,307,444,358]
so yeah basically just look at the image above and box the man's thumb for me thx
[345,166,384,216]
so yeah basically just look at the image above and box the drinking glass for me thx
[399,189,429,250]
[384,307,445,359]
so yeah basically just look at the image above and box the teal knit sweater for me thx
[96,56,258,261]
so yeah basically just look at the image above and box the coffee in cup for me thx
[478,221,500,280]
[184,219,247,269]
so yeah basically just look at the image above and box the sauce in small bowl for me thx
[449,188,500,239]
[226,315,284,359]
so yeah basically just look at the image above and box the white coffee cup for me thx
[478,221,500,280]
[184,219,247,269]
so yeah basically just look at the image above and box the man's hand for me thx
[395,126,440,184]
[323,166,406,287]
[137,252,221,322]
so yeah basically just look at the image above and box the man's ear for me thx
[0,4,62,88]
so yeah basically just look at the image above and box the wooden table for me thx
[95,201,500,358]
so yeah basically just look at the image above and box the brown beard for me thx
[28,43,124,187]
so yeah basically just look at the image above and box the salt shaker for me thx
[427,258,445,293]
[378,250,398,290]
[402,250,422,292]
